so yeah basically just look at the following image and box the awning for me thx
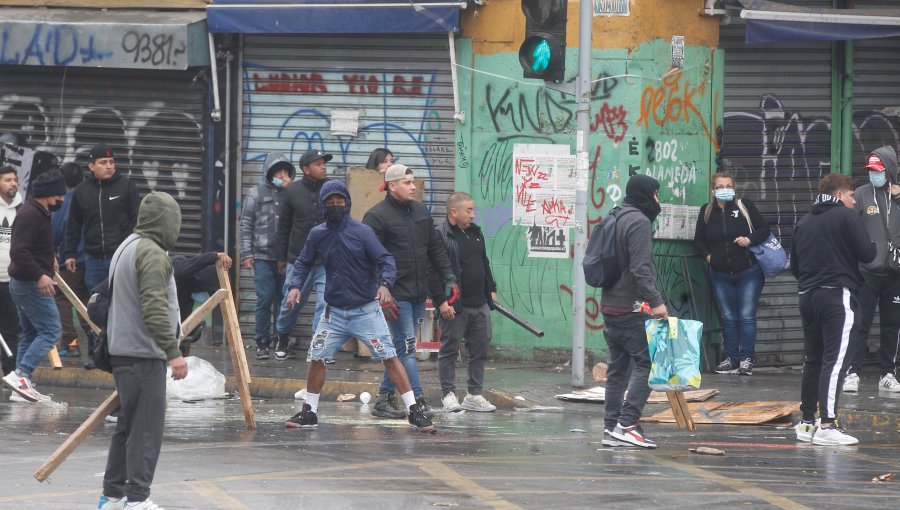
[738,0,900,44]
[0,9,209,69]
[207,0,465,34]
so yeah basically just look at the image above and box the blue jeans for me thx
[379,300,424,396]
[252,260,284,345]
[9,278,62,380]
[276,263,326,336]
[85,254,112,291]
[710,264,764,362]
[309,301,398,362]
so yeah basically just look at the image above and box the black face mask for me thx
[48,202,63,212]
[324,205,345,225]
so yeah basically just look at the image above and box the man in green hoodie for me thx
[97,192,187,510]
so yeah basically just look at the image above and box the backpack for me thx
[583,207,638,288]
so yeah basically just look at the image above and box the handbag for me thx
[646,317,703,391]
[736,199,787,278]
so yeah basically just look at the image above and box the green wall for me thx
[458,40,722,361]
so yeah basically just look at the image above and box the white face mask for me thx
[869,171,887,188]
[714,188,735,202]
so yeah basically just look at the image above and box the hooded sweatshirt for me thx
[240,152,296,261]
[289,180,396,308]
[854,146,900,276]
[790,195,876,292]
[108,192,183,361]
[0,192,23,282]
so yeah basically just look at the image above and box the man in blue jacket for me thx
[283,180,434,432]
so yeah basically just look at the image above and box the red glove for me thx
[381,301,400,321]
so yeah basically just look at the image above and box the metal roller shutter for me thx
[720,1,833,366]
[0,66,207,254]
[851,36,900,181]
[239,34,456,341]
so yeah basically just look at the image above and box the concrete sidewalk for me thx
[33,341,900,430]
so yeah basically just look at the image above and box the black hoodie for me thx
[854,146,900,276]
[790,195,876,292]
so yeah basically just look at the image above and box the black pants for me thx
[438,303,492,396]
[847,272,900,376]
[103,357,167,503]
[799,288,858,424]
[0,281,20,374]
[602,312,652,431]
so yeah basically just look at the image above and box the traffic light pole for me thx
[571,0,592,388]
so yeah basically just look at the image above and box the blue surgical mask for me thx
[714,189,735,202]
[272,177,285,188]
[869,171,887,188]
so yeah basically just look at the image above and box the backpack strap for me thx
[735,198,754,234]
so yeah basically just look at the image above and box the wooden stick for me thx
[179,289,228,342]
[54,272,101,334]
[216,262,256,429]
[33,391,120,482]
[48,345,63,369]
[666,391,695,431]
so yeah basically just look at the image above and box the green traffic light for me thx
[531,39,551,72]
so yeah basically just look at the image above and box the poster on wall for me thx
[512,144,576,229]
[526,226,569,258]
[655,203,700,240]
[593,0,630,17]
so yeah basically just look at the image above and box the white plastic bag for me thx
[166,356,226,401]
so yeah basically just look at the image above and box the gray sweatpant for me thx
[102,357,167,503]
[602,312,652,431]
[438,303,492,396]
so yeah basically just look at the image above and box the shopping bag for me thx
[749,232,788,278]
[646,317,703,391]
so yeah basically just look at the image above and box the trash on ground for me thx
[336,393,356,402]
[690,447,725,456]
[166,356,226,401]
[555,386,718,404]
[592,362,608,383]
[872,473,895,482]
[569,428,587,433]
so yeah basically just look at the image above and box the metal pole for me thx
[571,0,591,388]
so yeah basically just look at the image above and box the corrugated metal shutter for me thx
[720,2,833,366]
[239,34,456,340]
[0,66,207,253]
[851,36,900,181]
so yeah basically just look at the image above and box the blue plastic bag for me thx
[646,317,703,391]
[749,232,788,278]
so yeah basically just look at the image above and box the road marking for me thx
[651,455,812,510]
[184,480,250,510]
[415,460,524,510]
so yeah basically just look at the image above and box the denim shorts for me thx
[308,301,397,362]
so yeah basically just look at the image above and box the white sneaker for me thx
[2,371,46,402]
[98,495,127,510]
[878,373,900,392]
[9,392,50,403]
[461,394,497,412]
[441,392,462,412]
[842,373,859,392]
[125,500,163,509]
[794,420,818,442]
[812,425,859,446]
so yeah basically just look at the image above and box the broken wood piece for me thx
[54,272,101,333]
[643,401,800,425]
[872,473,895,482]
[666,391,695,431]
[690,447,725,456]
[48,345,62,369]
[592,362,608,383]
[216,262,255,429]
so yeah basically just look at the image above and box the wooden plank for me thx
[643,401,800,425]
[216,263,256,429]
[33,391,120,482]
[0,1,208,8]
[179,289,228,342]
[54,272,101,334]
[48,346,63,370]
[665,391,695,431]
[555,387,719,404]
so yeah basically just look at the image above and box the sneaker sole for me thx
[443,406,463,413]
[285,421,317,429]
[715,369,738,374]
[412,423,436,433]
[842,387,858,393]
[878,386,900,393]
[738,371,752,376]
[811,437,858,446]
[601,438,630,447]
[610,431,658,449]
[3,377,39,403]
[372,410,407,419]
[460,403,496,412]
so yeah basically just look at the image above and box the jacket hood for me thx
[0,192,23,210]
[134,192,181,250]
[263,152,296,182]
[868,146,898,184]
[319,180,351,215]
[811,194,844,215]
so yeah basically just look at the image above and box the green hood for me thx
[133,192,181,250]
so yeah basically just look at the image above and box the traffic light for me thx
[519,0,567,82]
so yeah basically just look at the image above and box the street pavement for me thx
[2,341,899,509]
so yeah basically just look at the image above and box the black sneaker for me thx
[714,358,738,374]
[285,403,318,429]
[256,346,270,360]
[416,395,435,418]
[372,392,407,419]
[738,358,753,376]
[408,404,436,433]
[274,336,296,360]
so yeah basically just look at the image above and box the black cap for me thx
[298,149,333,169]
[88,143,114,162]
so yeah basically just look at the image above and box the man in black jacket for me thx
[790,173,876,446]
[363,164,457,418]
[273,149,331,360]
[430,192,498,413]
[64,143,140,291]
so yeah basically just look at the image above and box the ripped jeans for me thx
[378,300,425,396]
[307,301,397,362]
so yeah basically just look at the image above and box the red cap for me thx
[865,154,886,172]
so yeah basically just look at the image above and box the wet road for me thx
[2,387,898,509]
